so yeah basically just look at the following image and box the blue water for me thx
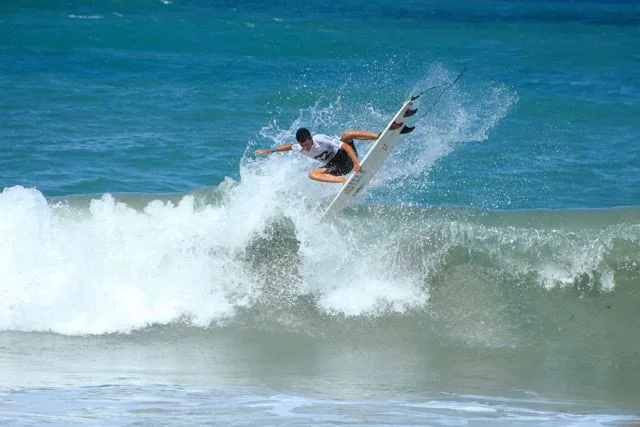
[1,0,640,425]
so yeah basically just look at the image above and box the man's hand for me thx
[352,160,361,173]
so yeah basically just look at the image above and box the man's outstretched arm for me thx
[256,144,293,155]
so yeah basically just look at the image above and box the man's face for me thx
[300,138,313,151]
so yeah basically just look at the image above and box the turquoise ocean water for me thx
[1,0,640,425]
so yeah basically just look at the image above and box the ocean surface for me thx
[1,0,640,425]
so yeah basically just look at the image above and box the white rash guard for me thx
[291,134,342,163]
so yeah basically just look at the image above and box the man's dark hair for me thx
[295,128,312,143]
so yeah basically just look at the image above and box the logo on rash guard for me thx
[314,151,332,161]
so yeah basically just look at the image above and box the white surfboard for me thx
[321,99,416,220]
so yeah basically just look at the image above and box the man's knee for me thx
[341,130,355,142]
[308,168,323,179]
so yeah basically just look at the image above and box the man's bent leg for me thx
[308,168,348,184]
[341,130,379,143]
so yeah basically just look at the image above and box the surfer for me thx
[255,128,379,184]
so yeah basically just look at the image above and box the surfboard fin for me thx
[389,121,403,130]
[400,125,415,134]
[404,108,417,117]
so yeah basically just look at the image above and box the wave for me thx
[67,14,104,20]
[1,185,638,337]
[1,63,636,337]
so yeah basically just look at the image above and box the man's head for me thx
[295,128,313,150]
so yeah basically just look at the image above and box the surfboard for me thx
[320,99,417,220]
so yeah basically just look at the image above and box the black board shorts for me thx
[323,142,358,176]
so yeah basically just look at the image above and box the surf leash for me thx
[412,67,467,119]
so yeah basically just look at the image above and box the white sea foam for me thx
[0,170,431,334]
[0,186,248,334]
